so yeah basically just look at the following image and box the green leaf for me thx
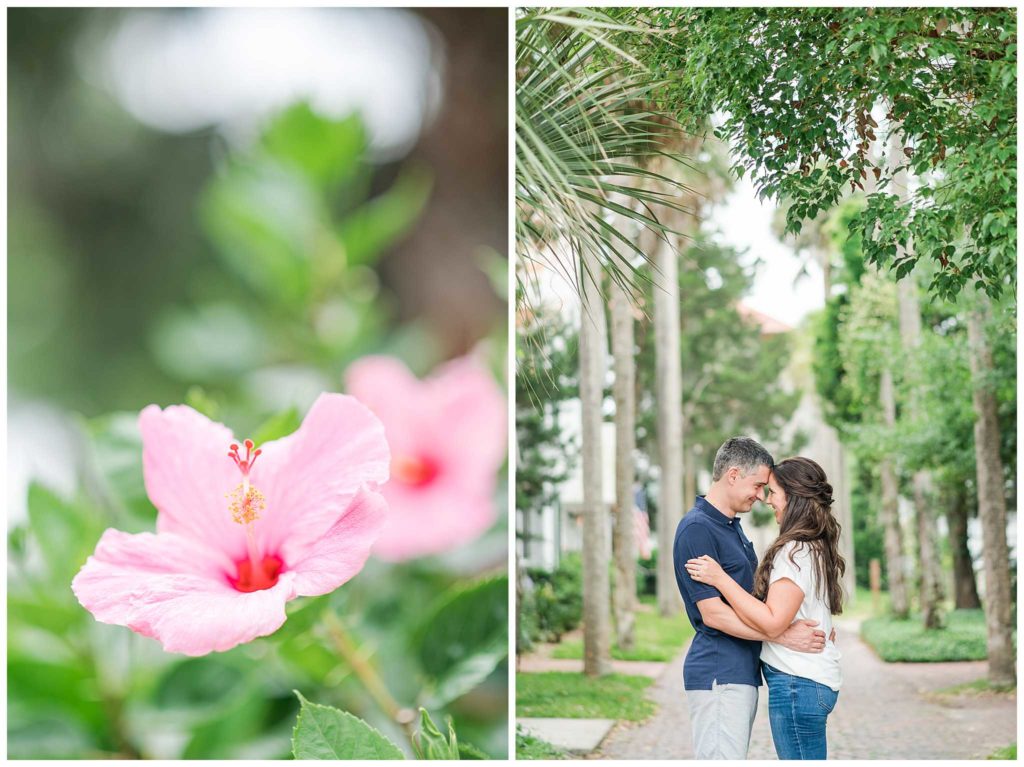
[84,412,155,525]
[26,484,103,584]
[412,708,459,760]
[149,303,269,382]
[200,161,319,307]
[184,386,221,420]
[415,575,509,707]
[337,165,432,267]
[261,103,366,191]
[274,598,341,684]
[457,741,490,760]
[291,692,405,760]
[251,408,301,445]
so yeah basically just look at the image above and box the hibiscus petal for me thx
[373,479,498,562]
[288,490,388,596]
[139,404,249,560]
[71,529,295,655]
[427,355,507,478]
[344,356,424,455]
[252,393,390,559]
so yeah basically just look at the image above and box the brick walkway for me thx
[595,617,1016,760]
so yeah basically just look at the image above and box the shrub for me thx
[637,549,657,597]
[522,553,583,643]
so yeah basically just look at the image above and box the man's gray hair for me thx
[711,437,774,482]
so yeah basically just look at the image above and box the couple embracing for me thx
[673,437,845,760]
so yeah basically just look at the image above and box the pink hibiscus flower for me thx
[71,393,390,656]
[344,354,506,561]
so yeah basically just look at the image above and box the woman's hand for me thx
[686,554,725,587]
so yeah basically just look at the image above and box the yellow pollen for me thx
[227,483,266,525]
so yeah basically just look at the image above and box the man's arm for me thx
[697,597,826,652]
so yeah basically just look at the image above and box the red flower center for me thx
[392,454,439,487]
[232,554,283,593]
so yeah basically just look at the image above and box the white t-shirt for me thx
[759,540,843,691]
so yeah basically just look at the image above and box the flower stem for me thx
[322,610,417,745]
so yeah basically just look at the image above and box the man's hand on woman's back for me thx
[775,619,827,653]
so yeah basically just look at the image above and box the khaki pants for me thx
[685,680,759,759]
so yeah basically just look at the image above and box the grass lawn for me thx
[860,609,1004,662]
[516,728,567,760]
[516,671,655,720]
[988,743,1016,760]
[843,586,891,620]
[936,677,1017,695]
[551,606,694,662]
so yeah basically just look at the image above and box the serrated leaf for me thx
[291,692,405,760]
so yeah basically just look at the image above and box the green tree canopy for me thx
[636,7,1017,300]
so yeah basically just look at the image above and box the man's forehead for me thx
[748,465,771,483]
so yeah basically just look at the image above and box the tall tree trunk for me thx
[653,228,683,617]
[946,482,981,610]
[684,438,697,509]
[579,248,611,677]
[966,305,1015,687]
[879,368,910,618]
[821,423,856,606]
[889,136,944,628]
[910,469,944,629]
[610,276,637,651]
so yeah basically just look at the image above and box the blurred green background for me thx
[8,7,509,759]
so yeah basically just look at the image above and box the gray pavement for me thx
[594,616,1017,760]
[518,718,616,754]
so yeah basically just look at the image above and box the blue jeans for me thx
[762,662,839,760]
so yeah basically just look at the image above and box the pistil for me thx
[228,439,265,573]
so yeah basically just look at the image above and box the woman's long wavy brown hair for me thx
[753,457,846,615]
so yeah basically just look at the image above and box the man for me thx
[673,437,828,760]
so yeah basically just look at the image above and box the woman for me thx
[685,457,844,760]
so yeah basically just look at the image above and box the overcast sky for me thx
[707,175,825,328]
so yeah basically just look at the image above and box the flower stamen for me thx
[227,438,266,577]
[228,483,266,525]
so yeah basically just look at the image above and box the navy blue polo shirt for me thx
[673,496,762,690]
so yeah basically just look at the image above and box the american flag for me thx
[634,508,652,559]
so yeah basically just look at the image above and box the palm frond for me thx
[516,8,693,313]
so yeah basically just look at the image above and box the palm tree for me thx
[515,8,690,311]
[579,247,611,676]
[610,265,638,650]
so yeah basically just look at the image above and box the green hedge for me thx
[520,554,583,648]
[860,609,1000,662]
